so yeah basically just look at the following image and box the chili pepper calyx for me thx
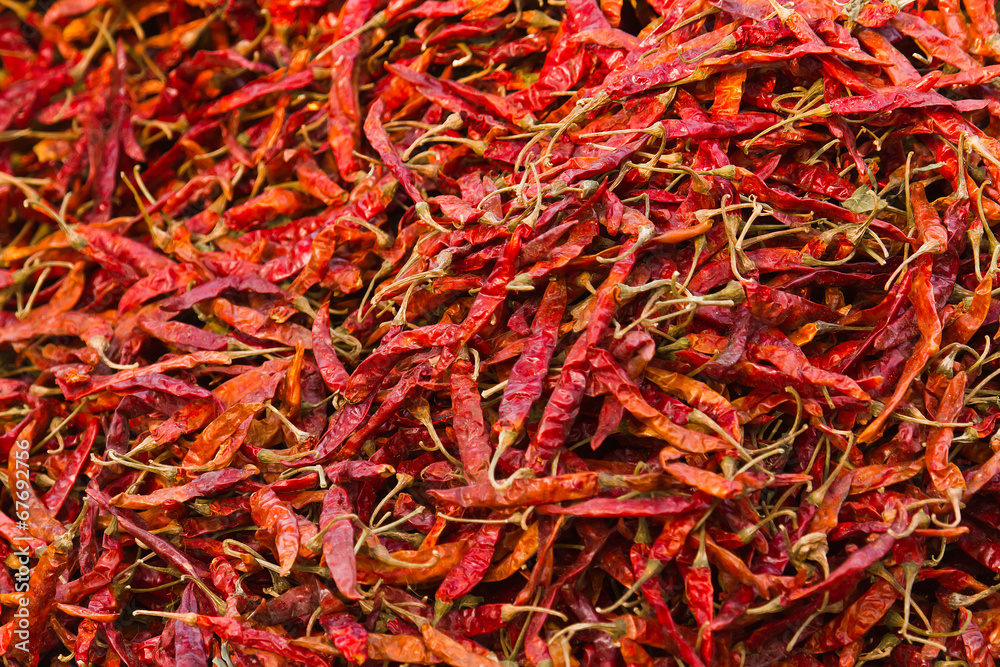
[789,532,830,578]
[506,273,535,292]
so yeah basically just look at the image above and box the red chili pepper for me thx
[320,486,359,600]
[450,357,492,484]
[111,465,258,510]
[590,346,730,453]
[789,507,909,605]
[365,97,424,205]
[859,260,942,443]
[497,278,566,445]
[435,522,503,608]
[7,528,74,666]
[181,403,261,470]
[7,427,65,543]
[250,487,300,576]
[311,301,350,393]
[537,493,710,517]
[42,417,97,514]
[430,472,606,508]
[138,316,229,351]
[88,483,209,579]
[173,583,208,667]
[944,274,992,345]
[891,12,981,69]
[805,576,899,653]
[144,612,331,667]
[678,536,714,664]
[926,371,967,507]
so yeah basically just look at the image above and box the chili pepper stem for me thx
[596,225,655,265]
[507,590,542,661]
[595,558,663,614]
[790,532,830,578]
[264,403,314,445]
[898,561,921,642]
[412,409,463,469]
[0,172,85,249]
[366,473,414,535]
[787,592,829,651]
[381,599,430,629]
[488,432,535,491]
[315,11,387,63]
[371,507,427,537]
[255,449,315,465]
[87,335,139,370]
[738,508,797,544]
[36,399,88,451]
[15,266,49,320]
[948,579,1000,608]
[883,602,964,645]
[70,10,113,79]
[745,596,785,616]
[133,610,199,625]
[887,510,928,539]
[371,252,453,305]
[548,621,623,651]
[930,488,964,529]
[222,539,285,577]
[92,451,179,483]
[677,33,737,63]
[745,104,834,155]
[401,113,465,161]
[720,195,754,282]
[501,604,569,622]
[807,435,854,507]
[735,442,787,475]
[689,408,746,455]
[340,215,394,248]
[537,92,610,168]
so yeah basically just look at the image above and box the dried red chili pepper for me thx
[111,466,258,510]
[320,485,359,600]
[250,487,300,576]
[496,278,567,450]
[7,527,74,666]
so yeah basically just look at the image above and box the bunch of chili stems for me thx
[8,0,1000,664]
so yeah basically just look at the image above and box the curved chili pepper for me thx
[250,487,300,577]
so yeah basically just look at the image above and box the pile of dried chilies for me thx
[8,0,1000,664]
